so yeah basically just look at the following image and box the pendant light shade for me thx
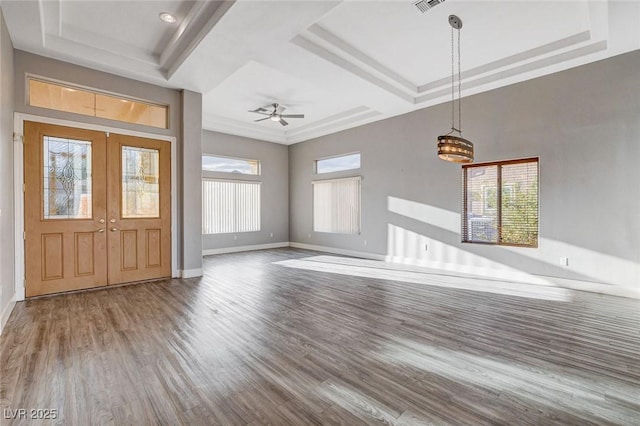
[437,15,474,163]
[437,134,474,163]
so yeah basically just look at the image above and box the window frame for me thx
[315,152,361,175]
[202,154,261,176]
[462,157,539,248]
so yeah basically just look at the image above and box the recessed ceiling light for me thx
[159,12,177,24]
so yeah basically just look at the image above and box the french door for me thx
[24,121,171,297]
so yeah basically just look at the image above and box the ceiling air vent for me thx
[414,0,445,13]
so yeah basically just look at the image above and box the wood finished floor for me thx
[1,248,639,425]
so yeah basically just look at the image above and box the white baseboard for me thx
[0,297,17,335]
[546,276,639,299]
[203,242,290,256]
[180,268,203,279]
[385,255,553,285]
[289,242,386,261]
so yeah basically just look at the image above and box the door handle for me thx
[110,228,119,232]
[98,219,105,224]
[96,228,105,233]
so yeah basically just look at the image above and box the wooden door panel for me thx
[107,134,171,285]
[42,233,64,280]
[146,229,162,268]
[120,230,138,270]
[24,122,108,297]
[75,232,96,276]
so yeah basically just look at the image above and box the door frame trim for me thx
[13,113,179,301]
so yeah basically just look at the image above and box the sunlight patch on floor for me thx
[274,256,572,301]
[377,337,639,424]
[317,379,402,424]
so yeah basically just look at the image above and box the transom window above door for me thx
[28,78,169,129]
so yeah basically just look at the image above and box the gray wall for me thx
[202,130,289,251]
[181,90,203,272]
[13,51,203,276]
[289,50,640,291]
[0,7,15,329]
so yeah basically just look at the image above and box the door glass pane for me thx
[122,146,160,218]
[43,136,92,219]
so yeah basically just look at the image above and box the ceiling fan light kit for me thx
[249,103,305,127]
[437,14,474,164]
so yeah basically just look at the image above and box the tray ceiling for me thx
[2,0,639,144]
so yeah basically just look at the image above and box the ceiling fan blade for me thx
[254,117,270,122]
[249,110,271,115]
[280,114,304,118]
[279,118,289,126]
[276,105,286,114]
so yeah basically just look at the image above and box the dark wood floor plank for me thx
[1,248,639,425]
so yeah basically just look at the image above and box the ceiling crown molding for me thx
[292,31,415,103]
[161,1,236,79]
[203,105,383,145]
[295,22,608,111]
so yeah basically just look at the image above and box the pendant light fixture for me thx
[437,15,474,163]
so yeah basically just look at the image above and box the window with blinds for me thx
[462,158,538,247]
[202,179,261,234]
[313,177,361,234]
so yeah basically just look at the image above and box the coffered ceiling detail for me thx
[1,0,233,86]
[2,0,639,144]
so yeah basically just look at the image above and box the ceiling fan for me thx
[249,103,305,126]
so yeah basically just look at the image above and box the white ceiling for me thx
[2,0,640,144]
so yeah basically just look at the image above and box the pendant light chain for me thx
[458,26,461,134]
[450,26,455,132]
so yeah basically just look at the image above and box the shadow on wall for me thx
[386,196,639,289]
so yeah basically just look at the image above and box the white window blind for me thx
[313,177,361,234]
[202,179,261,234]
